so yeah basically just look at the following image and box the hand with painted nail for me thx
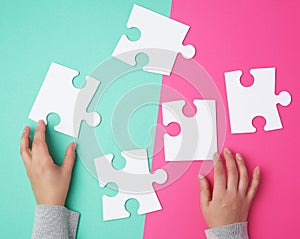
[199,148,260,229]
[20,120,76,206]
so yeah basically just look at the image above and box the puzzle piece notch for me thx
[94,149,168,221]
[164,121,181,137]
[162,99,217,161]
[225,67,292,133]
[112,4,196,75]
[28,62,101,138]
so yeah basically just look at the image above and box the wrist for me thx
[207,219,247,229]
[34,190,66,206]
[36,197,65,206]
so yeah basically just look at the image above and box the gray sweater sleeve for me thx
[205,222,248,239]
[32,205,80,239]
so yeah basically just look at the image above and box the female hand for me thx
[199,148,260,228]
[20,120,76,206]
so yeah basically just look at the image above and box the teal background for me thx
[0,1,171,238]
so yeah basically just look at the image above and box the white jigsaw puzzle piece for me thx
[102,189,165,221]
[28,62,101,138]
[225,67,292,134]
[94,149,168,221]
[112,4,195,75]
[162,100,217,161]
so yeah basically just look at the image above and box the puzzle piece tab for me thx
[112,4,195,75]
[94,149,167,221]
[162,100,217,161]
[28,62,101,138]
[225,67,292,134]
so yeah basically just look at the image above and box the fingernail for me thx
[72,142,76,150]
[198,173,205,180]
[236,153,243,160]
[213,152,220,163]
[255,166,260,175]
[23,126,28,133]
[38,120,43,126]
[224,148,231,154]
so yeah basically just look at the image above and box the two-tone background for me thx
[1,0,299,238]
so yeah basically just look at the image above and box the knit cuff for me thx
[205,222,249,239]
[32,205,79,239]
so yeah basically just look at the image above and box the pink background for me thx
[144,1,300,238]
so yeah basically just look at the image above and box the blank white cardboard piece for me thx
[112,4,195,75]
[94,149,168,221]
[162,100,217,161]
[28,62,101,138]
[225,67,292,134]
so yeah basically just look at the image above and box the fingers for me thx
[33,120,46,142]
[32,120,50,158]
[224,148,239,191]
[199,174,211,208]
[213,152,226,193]
[20,126,32,163]
[247,166,260,202]
[235,153,249,194]
[62,142,76,174]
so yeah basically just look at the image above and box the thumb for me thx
[199,174,211,209]
[62,142,76,173]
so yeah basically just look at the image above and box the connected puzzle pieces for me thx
[225,67,292,134]
[112,4,195,75]
[162,100,217,161]
[94,149,168,221]
[28,62,101,138]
